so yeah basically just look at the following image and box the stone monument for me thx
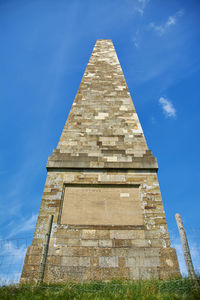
[21,40,180,282]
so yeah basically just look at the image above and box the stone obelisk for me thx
[21,40,180,282]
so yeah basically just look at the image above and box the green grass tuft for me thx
[0,277,200,300]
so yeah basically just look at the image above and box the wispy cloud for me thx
[159,97,176,118]
[0,237,26,285]
[133,29,141,48]
[0,238,28,285]
[8,214,37,238]
[135,0,150,16]
[0,240,26,260]
[149,10,184,35]
[125,0,150,16]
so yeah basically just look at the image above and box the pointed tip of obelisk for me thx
[95,39,113,44]
[96,39,112,41]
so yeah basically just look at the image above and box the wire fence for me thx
[0,237,32,286]
[170,226,200,276]
[0,226,199,287]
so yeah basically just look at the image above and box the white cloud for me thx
[1,241,26,260]
[0,238,27,285]
[136,0,150,16]
[149,10,184,35]
[159,97,176,118]
[126,0,150,16]
[133,29,141,48]
[177,9,184,17]
[166,16,176,27]
[8,214,37,238]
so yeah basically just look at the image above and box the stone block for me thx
[79,257,91,267]
[149,239,163,247]
[110,230,145,239]
[25,255,41,265]
[90,257,99,267]
[81,229,96,239]
[81,239,99,247]
[99,239,112,247]
[139,267,159,279]
[126,257,136,267]
[111,248,128,257]
[59,245,73,256]
[45,265,86,282]
[145,248,160,257]
[129,267,140,279]
[62,230,80,239]
[26,246,43,256]
[99,257,118,268]
[93,247,112,257]
[112,239,132,247]
[95,230,110,239]
[83,267,104,281]
[131,239,149,247]
[61,256,90,267]
[118,257,126,267]
[46,255,61,265]
[21,264,39,273]
[143,256,160,267]
[48,246,61,256]
[98,174,125,182]
[65,239,81,246]
[127,248,145,257]
[159,247,180,279]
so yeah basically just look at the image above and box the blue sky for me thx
[0,0,200,281]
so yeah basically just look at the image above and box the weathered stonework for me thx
[21,40,180,283]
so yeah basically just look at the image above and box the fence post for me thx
[37,215,53,285]
[175,213,199,286]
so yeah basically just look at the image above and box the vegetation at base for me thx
[0,277,200,300]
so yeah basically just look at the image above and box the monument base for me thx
[20,169,180,283]
[21,227,180,283]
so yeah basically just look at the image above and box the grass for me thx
[0,278,200,300]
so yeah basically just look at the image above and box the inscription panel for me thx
[61,185,143,226]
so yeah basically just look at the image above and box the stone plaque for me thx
[60,185,143,225]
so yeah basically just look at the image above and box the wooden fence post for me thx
[37,215,54,285]
[175,213,199,286]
